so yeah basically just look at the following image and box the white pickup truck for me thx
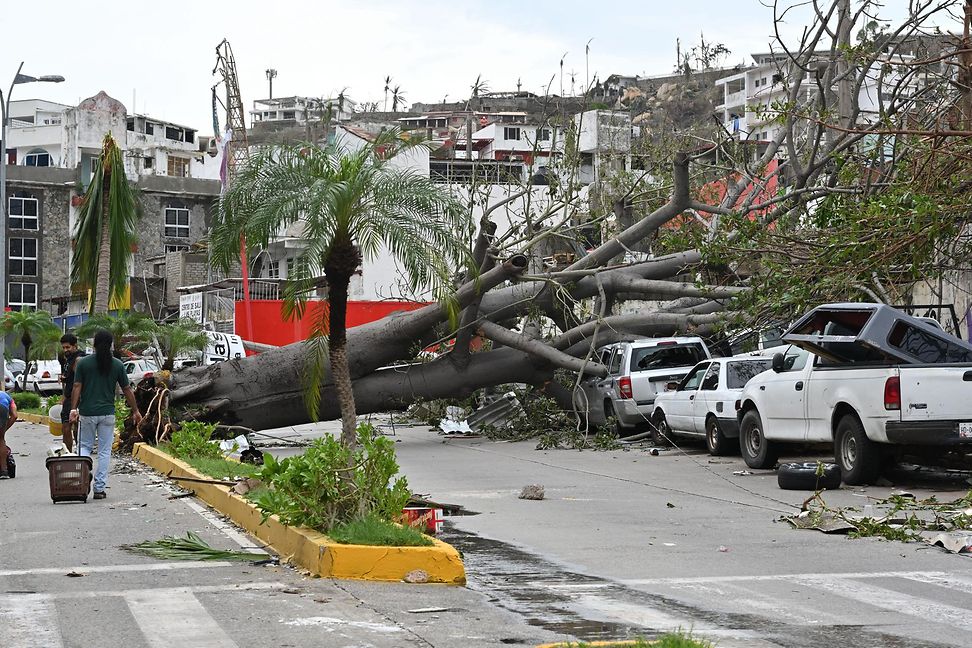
[736,303,972,484]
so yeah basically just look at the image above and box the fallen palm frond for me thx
[121,531,265,561]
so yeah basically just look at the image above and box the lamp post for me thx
[0,62,65,380]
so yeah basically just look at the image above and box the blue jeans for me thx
[79,414,114,493]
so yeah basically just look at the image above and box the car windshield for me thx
[726,359,773,389]
[630,344,707,372]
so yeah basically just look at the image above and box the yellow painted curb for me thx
[19,412,49,425]
[132,443,466,585]
[537,642,650,648]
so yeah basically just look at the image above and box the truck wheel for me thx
[777,462,841,490]
[651,412,672,446]
[740,409,778,469]
[705,417,737,456]
[835,414,881,485]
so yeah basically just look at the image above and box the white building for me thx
[4,92,218,182]
[250,96,356,127]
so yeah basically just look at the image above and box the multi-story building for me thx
[250,96,355,128]
[2,91,220,323]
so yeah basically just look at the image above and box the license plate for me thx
[960,423,972,439]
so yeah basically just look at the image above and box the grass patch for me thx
[328,515,433,547]
[551,631,712,648]
[18,406,48,416]
[184,456,259,481]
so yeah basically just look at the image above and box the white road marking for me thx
[620,569,959,586]
[281,616,403,632]
[34,581,286,600]
[125,588,240,648]
[179,497,267,553]
[0,560,235,577]
[0,593,63,648]
[901,572,972,596]
[660,580,846,626]
[794,576,972,632]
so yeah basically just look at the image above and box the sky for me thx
[2,1,953,132]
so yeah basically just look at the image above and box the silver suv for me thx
[575,337,711,433]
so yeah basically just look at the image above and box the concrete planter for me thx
[132,443,466,584]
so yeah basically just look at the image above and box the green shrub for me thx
[251,423,410,533]
[13,392,41,410]
[43,395,62,411]
[170,421,223,460]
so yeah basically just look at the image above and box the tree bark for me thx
[93,171,112,315]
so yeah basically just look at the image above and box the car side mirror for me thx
[666,381,679,391]
[771,353,785,373]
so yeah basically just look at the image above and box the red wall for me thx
[236,300,429,349]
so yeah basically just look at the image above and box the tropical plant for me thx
[70,132,141,314]
[155,318,208,370]
[213,128,468,446]
[0,309,60,390]
[391,85,405,112]
[75,310,157,357]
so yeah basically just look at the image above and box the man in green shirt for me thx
[69,330,142,499]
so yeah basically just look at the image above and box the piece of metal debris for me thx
[926,532,972,554]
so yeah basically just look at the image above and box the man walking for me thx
[0,390,18,479]
[59,333,85,452]
[69,330,142,499]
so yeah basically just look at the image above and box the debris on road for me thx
[122,531,267,561]
[777,462,841,491]
[732,470,753,476]
[232,477,262,495]
[519,484,545,500]
[926,532,972,554]
[717,546,730,553]
[403,569,429,583]
[65,571,85,578]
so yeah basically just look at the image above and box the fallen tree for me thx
[132,1,971,435]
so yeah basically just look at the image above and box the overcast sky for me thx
[3,1,946,132]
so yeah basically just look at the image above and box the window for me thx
[126,118,135,131]
[165,244,189,253]
[781,346,810,372]
[678,364,710,391]
[164,207,190,238]
[630,343,707,372]
[888,321,972,363]
[267,260,281,279]
[8,194,39,230]
[283,111,296,120]
[144,157,154,169]
[8,282,37,310]
[9,238,38,276]
[537,128,551,141]
[727,359,773,389]
[145,122,155,135]
[24,151,51,167]
[167,156,189,177]
[701,362,721,390]
[165,126,183,141]
[608,349,623,375]
[503,127,521,141]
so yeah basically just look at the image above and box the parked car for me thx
[736,303,972,484]
[576,337,712,434]
[124,358,159,386]
[651,352,775,454]
[25,360,62,394]
[4,368,15,391]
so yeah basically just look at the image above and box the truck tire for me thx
[705,416,737,456]
[777,462,841,490]
[835,414,881,485]
[650,412,672,446]
[740,409,778,469]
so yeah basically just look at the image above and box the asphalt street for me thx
[0,422,563,648]
[267,416,972,648]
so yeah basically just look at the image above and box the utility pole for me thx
[836,0,853,131]
[963,0,972,129]
[265,68,277,100]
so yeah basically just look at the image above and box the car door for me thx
[578,346,618,424]
[694,361,721,433]
[755,345,811,440]
[667,362,709,432]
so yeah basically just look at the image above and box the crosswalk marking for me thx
[0,560,236,577]
[901,571,972,597]
[126,588,239,648]
[620,569,961,586]
[2,594,63,648]
[794,576,972,632]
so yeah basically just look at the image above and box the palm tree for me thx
[213,129,468,447]
[0,309,60,390]
[383,75,392,112]
[71,133,140,314]
[391,85,405,112]
[76,310,157,358]
[155,319,209,370]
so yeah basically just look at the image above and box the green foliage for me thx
[551,631,711,648]
[76,311,157,354]
[154,318,208,370]
[71,133,141,314]
[43,395,62,411]
[250,423,411,532]
[169,421,223,460]
[184,456,260,481]
[114,397,130,433]
[122,532,265,562]
[12,392,41,409]
[213,129,470,423]
[328,514,432,547]
[1,309,61,389]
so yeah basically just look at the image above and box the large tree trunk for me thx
[93,171,112,315]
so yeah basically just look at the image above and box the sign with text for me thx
[179,293,203,323]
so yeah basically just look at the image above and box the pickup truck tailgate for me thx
[898,367,972,421]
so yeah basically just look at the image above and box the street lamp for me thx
[0,62,65,380]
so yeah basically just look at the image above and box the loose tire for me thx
[777,462,841,490]
[705,417,737,456]
[739,409,778,469]
[834,414,881,485]
[651,412,672,446]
